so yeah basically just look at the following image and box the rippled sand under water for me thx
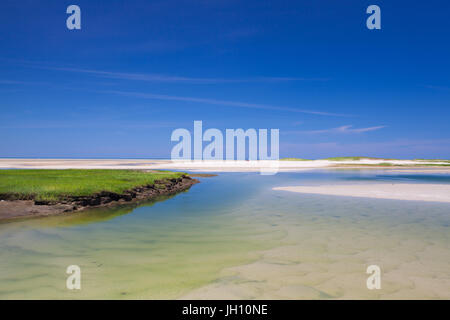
[0,171,449,299]
[183,196,450,299]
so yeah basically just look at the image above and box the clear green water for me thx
[0,170,449,299]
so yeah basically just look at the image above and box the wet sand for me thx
[180,180,450,300]
[273,184,450,203]
[180,222,450,300]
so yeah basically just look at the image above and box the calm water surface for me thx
[0,170,449,299]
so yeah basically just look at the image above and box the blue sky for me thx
[1,0,449,159]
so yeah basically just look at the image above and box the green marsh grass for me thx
[0,169,185,201]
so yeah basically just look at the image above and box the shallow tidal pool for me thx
[0,170,449,299]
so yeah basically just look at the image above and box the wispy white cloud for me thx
[3,58,329,84]
[423,85,450,92]
[36,66,328,84]
[0,80,25,84]
[334,125,386,133]
[43,67,216,83]
[284,125,386,134]
[0,80,48,86]
[281,138,450,159]
[101,90,350,117]
[0,120,176,130]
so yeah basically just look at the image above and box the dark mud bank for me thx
[0,175,199,221]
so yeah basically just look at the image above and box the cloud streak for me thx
[423,85,450,92]
[101,90,350,117]
[0,80,48,86]
[37,66,328,84]
[281,138,450,159]
[285,125,386,134]
[4,59,330,84]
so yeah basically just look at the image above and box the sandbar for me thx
[273,184,450,203]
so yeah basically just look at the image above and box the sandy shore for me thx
[1,158,449,172]
[273,184,450,203]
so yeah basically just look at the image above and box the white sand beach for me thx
[0,158,449,172]
[274,184,450,203]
